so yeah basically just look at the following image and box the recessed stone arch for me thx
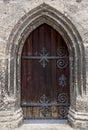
[1,3,87,130]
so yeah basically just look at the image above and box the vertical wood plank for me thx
[21,24,70,119]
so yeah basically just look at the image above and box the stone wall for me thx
[0,0,88,130]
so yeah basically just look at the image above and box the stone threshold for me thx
[15,119,74,130]
[24,119,68,124]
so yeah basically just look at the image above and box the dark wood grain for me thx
[21,24,70,119]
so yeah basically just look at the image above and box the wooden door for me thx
[21,24,70,119]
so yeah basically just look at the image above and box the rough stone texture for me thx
[15,120,74,130]
[0,120,75,130]
[0,0,88,130]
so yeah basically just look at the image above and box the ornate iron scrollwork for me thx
[39,48,49,68]
[40,107,50,117]
[22,47,68,68]
[58,93,68,118]
[58,74,67,87]
[39,94,49,104]
[57,59,68,68]
[59,107,68,118]
[57,48,67,57]
[39,94,50,117]
[58,93,68,103]
[57,48,68,68]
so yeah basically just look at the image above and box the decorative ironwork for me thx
[58,93,68,103]
[22,93,69,119]
[58,93,68,118]
[59,107,68,118]
[39,94,49,104]
[56,48,68,68]
[57,48,67,57]
[39,94,50,117]
[22,47,68,68]
[57,59,68,68]
[58,74,67,87]
[39,48,49,68]
[40,107,50,117]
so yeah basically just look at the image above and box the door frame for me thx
[4,3,86,129]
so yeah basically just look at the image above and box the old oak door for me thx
[21,24,70,119]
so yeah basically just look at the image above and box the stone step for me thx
[15,120,74,130]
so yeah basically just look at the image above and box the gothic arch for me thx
[4,3,86,129]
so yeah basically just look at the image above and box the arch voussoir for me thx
[0,3,87,130]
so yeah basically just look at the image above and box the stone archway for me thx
[0,3,87,130]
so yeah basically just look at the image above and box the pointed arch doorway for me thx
[21,24,70,119]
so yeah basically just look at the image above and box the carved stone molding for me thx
[2,3,86,130]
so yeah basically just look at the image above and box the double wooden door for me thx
[21,24,70,119]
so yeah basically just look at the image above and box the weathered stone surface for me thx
[15,121,74,130]
[0,0,88,130]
